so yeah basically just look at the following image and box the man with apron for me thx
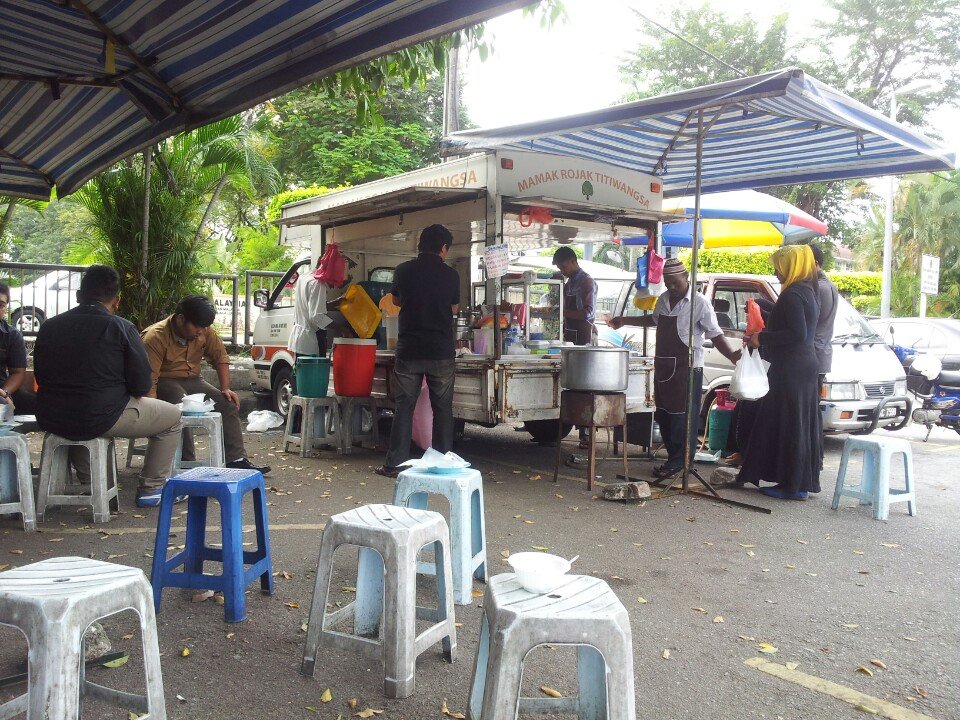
[610,259,740,478]
[552,246,597,346]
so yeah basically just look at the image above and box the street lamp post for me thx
[880,80,935,319]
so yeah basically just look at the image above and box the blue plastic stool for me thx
[393,467,487,605]
[150,467,274,622]
[831,436,917,521]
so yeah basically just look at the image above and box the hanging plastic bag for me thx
[729,349,770,401]
[411,379,433,451]
[635,253,649,290]
[745,298,765,336]
[647,247,665,284]
[314,242,347,287]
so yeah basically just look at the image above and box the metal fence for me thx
[0,262,287,346]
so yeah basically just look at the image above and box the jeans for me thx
[385,358,456,467]
[654,367,703,470]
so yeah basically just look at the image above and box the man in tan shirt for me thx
[142,295,269,474]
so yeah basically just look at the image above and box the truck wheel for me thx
[11,307,44,333]
[523,420,573,444]
[273,366,295,418]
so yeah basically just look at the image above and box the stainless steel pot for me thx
[560,347,629,392]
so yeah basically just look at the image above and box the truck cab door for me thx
[702,280,769,389]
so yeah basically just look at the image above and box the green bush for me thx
[827,272,881,298]
[850,294,880,315]
[266,185,344,222]
[678,247,778,275]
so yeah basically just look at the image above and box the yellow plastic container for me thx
[339,284,382,339]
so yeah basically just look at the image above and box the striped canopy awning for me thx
[441,68,956,196]
[0,0,526,200]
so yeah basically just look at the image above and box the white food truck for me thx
[250,150,671,442]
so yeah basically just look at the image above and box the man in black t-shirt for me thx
[0,282,29,415]
[376,224,460,477]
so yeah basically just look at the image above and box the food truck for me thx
[251,150,671,441]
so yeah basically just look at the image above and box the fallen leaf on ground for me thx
[48,538,63,542]
[472,589,483,598]
[881,543,901,548]
[284,601,301,609]
[121,633,134,640]
[176,695,186,703]
[856,665,874,677]
[440,699,466,718]
[348,698,358,709]
[853,550,864,555]
[692,607,706,613]
[841,624,860,629]
[102,655,129,668]
[341,586,357,593]
[555,494,563,499]
[540,687,562,698]
[797,540,809,545]
[662,649,671,659]
[758,642,778,654]
[915,688,928,698]
[713,616,724,623]
[738,635,756,641]
[729,529,740,533]
[10,550,23,555]
[854,704,878,715]
[870,659,887,669]
[529,474,541,481]
[523,520,535,525]
[739,544,756,548]
[214,595,225,605]
[785,662,799,670]
[501,549,510,558]
[746,551,755,557]
[280,571,293,580]
[903,637,917,642]
[180,647,191,658]
[531,546,549,552]
[785,564,796,569]
[320,688,333,703]
[355,709,383,718]
[0,564,7,571]
[133,514,145,519]
[191,590,214,603]
[305,708,317,714]
[226,632,235,639]
[637,597,647,604]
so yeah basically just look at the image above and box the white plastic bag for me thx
[729,349,770,401]
[178,393,216,414]
[246,410,285,432]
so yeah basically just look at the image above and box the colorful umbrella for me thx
[661,190,829,248]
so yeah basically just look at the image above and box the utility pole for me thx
[442,44,461,141]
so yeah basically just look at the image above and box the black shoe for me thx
[226,458,272,475]
[375,465,401,478]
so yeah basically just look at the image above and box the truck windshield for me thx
[767,280,881,344]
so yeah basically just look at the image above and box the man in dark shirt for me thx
[34,265,182,507]
[809,243,839,380]
[552,246,597,345]
[0,282,29,414]
[376,224,460,477]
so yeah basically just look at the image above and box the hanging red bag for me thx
[745,298,765,336]
[313,242,347,287]
[646,234,665,284]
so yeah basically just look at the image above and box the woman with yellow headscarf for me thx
[737,244,822,500]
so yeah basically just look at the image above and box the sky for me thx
[460,0,960,154]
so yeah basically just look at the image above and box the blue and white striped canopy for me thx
[0,0,526,200]
[442,68,956,196]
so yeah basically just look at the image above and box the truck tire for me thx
[11,307,44,333]
[273,366,295,418]
[523,420,573,444]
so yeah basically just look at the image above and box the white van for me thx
[603,273,911,434]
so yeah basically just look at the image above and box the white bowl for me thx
[507,552,572,594]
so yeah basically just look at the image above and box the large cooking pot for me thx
[560,347,629,392]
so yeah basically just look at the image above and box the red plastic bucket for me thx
[332,338,377,397]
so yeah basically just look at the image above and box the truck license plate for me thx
[880,407,897,419]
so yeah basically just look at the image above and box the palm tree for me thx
[73,115,279,328]
[0,196,47,253]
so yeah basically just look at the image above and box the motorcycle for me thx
[900,350,960,440]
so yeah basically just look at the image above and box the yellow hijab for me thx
[771,245,817,289]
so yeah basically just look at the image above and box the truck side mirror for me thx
[253,289,270,309]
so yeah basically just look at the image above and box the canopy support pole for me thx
[656,110,769,514]
[140,146,152,293]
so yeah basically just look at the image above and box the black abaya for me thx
[738,282,822,494]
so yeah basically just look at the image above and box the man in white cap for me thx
[610,258,740,479]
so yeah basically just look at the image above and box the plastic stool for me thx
[393,467,487,605]
[36,434,118,523]
[173,412,225,471]
[832,436,917,520]
[468,574,636,720]
[0,433,36,531]
[339,396,380,454]
[300,503,456,699]
[150,467,274,623]
[0,556,166,719]
[283,396,342,456]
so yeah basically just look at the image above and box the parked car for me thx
[869,317,960,372]
[6,269,83,333]
[602,273,910,434]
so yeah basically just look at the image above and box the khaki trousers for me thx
[71,397,182,491]
[156,376,246,462]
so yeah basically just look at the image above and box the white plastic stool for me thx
[37,434,118,523]
[832,436,917,521]
[0,433,36,531]
[173,412,225,471]
[468,574,636,720]
[283,396,342,456]
[300,503,456,699]
[0,556,166,719]
[339,396,380,454]
[393,467,487,605]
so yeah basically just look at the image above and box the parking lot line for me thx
[744,657,936,720]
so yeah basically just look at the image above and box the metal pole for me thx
[244,270,252,345]
[681,111,705,492]
[880,93,896,319]
[919,292,927,318]
[230,274,239,346]
[141,146,152,293]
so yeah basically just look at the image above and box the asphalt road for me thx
[0,417,957,720]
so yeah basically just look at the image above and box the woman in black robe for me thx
[737,245,822,499]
